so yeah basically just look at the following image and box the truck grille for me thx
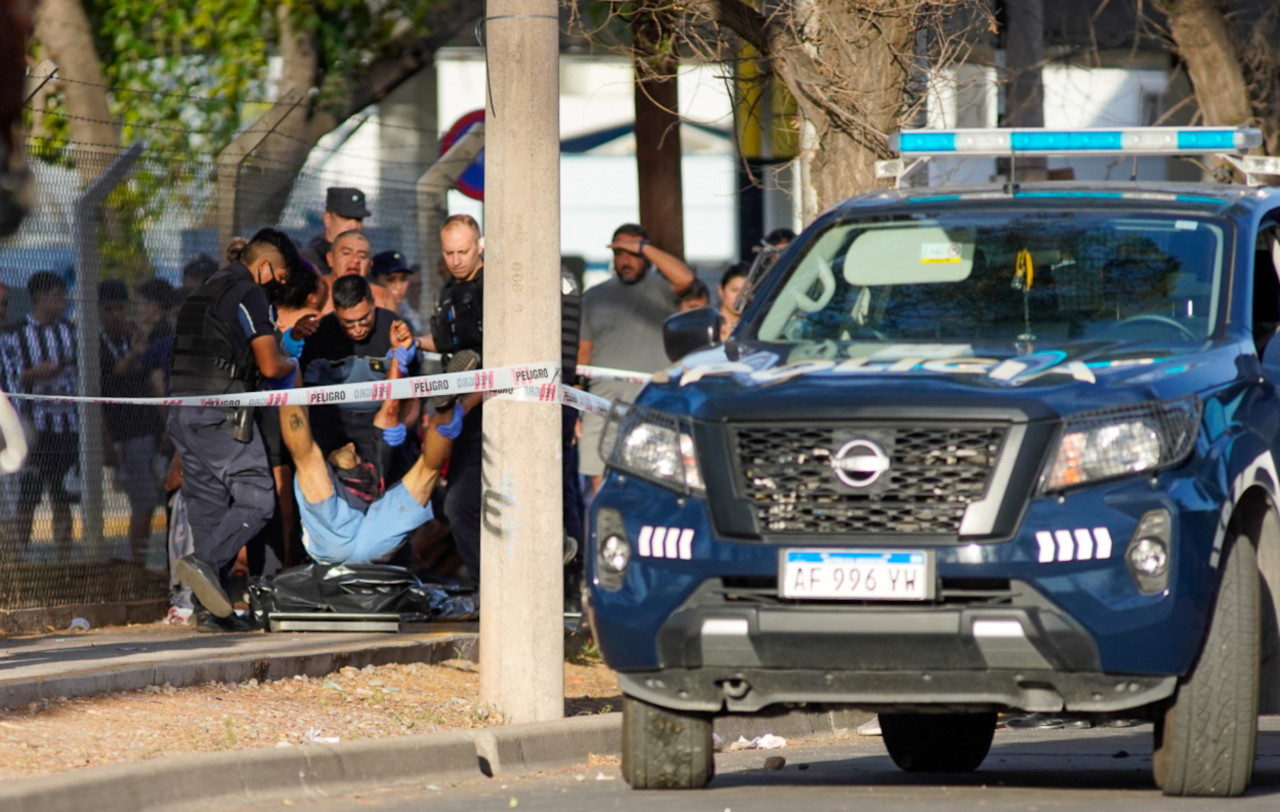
[731,424,1006,534]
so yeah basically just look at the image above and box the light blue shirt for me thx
[295,468,433,564]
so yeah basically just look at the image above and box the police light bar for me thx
[890,127,1262,157]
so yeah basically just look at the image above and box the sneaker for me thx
[195,610,255,634]
[174,555,233,618]
[157,605,194,626]
[856,716,881,737]
[433,349,481,411]
[228,568,250,609]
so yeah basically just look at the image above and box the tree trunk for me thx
[1003,0,1046,180]
[32,0,119,183]
[219,0,485,230]
[1161,0,1253,128]
[770,3,918,211]
[632,8,685,260]
[220,5,335,234]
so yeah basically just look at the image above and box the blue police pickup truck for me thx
[585,127,1280,797]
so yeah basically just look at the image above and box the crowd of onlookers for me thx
[0,182,796,630]
[0,263,195,566]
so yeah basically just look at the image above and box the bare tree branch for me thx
[341,0,485,121]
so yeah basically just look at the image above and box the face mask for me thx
[262,279,286,302]
[260,261,286,302]
[335,460,382,503]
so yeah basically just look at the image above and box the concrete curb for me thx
[0,706,868,812]
[0,714,622,812]
[0,599,168,636]
[0,633,478,710]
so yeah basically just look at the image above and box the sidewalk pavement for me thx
[0,622,869,812]
[0,622,480,710]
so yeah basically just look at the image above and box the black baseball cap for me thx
[371,250,413,278]
[325,187,371,219]
[98,279,129,303]
[137,277,178,309]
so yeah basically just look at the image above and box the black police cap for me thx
[326,187,371,219]
[371,250,413,278]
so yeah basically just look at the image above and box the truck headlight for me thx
[594,507,629,591]
[601,402,704,494]
[1041,396,1201,493]
[1126,509,1172,594]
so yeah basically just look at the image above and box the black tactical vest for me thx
[429,270,483,356]
[169,271,261,397]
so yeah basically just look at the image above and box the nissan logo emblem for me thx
[831,438,891,488]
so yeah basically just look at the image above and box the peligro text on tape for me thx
[6,362,619,416]
[485,383,613,417]
[4,362,561,409]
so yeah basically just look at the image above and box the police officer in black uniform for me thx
[301,187,369,275]
[422,214,485,584]
[169,228,304,626]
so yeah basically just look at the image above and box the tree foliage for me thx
[27,0,481,281]
[32,0,464,162]
[88,1,271,156]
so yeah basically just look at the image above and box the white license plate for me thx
[779,549,933,601]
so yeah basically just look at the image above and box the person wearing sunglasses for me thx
[296,275,421,491]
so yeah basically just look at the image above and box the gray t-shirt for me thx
[578,270,679,476]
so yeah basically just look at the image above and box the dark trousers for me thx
[18,429,76,508]
[14,429,77,550]
[442,412,483,586]
[169,407,275,572]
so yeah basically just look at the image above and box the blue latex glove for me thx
[267,360,299,388]
[436,404,465,440]
[281,328,305,358]
[383,423,407,447]
[385,346,414,375]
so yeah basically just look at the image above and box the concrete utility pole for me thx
[479,0,565,723]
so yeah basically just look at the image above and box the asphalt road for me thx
[235,717,1280,812]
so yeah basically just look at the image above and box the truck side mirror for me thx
[663,307,724,362]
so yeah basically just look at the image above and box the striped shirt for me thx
[3,315,78,432]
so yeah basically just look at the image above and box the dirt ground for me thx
[0,638,620,780]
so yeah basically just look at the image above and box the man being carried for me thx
[281,324,474,564]
[298,274,420,484]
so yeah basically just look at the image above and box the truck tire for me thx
[880,712,996,772]
[621,694,714,789]
[1152,535,1259,797]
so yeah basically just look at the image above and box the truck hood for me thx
[637,338,1244,423]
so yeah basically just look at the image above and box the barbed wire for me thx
[27,110,469,169]
[26,135,474,193]
[28,73,454,136]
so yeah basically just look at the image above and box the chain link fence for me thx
[0,134,431,617]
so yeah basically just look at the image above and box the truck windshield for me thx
[752,211,1226,349]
